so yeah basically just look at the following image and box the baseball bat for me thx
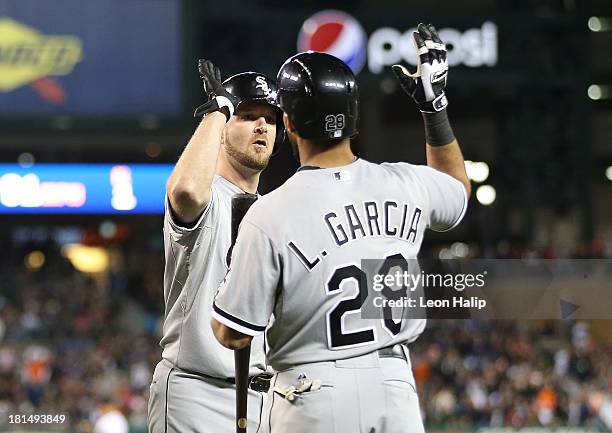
[230,193,258,433]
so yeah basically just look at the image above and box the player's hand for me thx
[392,23,448,113]
[194,59,238,120]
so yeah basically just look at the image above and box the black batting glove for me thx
[193,59,238,120]
[392,23,449,113]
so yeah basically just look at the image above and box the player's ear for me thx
[283,113,295,133]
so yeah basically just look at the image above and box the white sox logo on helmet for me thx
[255,76,270,94]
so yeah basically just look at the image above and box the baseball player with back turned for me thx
[147,60,283,433]
[211,24,471,432]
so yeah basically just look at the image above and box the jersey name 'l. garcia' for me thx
[324,200,423,246]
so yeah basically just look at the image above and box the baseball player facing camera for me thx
[212,23,471,433]
[147,61,282,433]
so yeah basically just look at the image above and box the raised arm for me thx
[166,111,226,224]
[425,137,470,197]
[392,23,471,197]
[167,59,238,224]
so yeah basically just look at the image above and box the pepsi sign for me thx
[298,10,367,74]
[298,10,498,75]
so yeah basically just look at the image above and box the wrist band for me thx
[215,95,235,119]
[422,110,455,147]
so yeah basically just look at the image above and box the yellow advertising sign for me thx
[0,18,83,92]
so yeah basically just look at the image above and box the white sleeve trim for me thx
[212,304,265,337]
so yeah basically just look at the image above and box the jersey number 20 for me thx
[325,254,408,349]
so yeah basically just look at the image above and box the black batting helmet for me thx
[276,51,359,140]
[222,72,284,150]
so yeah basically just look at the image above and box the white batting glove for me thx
[392,23,449,113]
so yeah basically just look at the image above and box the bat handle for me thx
[237,418,247,433]
[230,193,257,433]
[235,346,251,433]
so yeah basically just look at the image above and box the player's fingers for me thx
[198,59,211,93]
[199,60,219,96]
[392,64,418,79]
[427,24,447,62]
[412,31,429,68]
[418,22,433,39]
[203,60,218,81]
[412,29,426,50]
[198,58,207,75]
[428,24,444,46]
[200,59,212,76]
[418,22,435,49]
[427,25,446,51]
[416,24,436,65]
[391,64,419,96]
[419,23,441,64]
[201,60,221,87]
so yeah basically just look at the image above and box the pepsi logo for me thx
[298,10,367,74]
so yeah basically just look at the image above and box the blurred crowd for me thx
[0,238,162,432]
[427,238,612,261]
[411,320,612,430]
[0,236,611,432]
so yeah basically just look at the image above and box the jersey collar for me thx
[296,157,360,173]
[217,175,260,196]
[296,165,322,172]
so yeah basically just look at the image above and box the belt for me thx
[377,344,408,361]
[172,363,273,393]
[249,374,273,392]
[224,373,273,393]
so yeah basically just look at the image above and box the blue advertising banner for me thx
[0,163,172,214]
[0,0,181,116]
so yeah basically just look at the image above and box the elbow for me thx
[220,337,251,350]
[167,181,209,212]
[211,319,252,350]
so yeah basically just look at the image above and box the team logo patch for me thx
[297,10,367,74]
[333,170,351,182]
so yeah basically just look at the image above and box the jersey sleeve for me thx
[212,220,281,336]
[412,165,468,232]
[164,185,216,246]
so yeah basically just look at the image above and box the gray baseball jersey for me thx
[213,159,467,371]
[160,175,267,378]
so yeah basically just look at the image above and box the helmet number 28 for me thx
[325,114,345,132]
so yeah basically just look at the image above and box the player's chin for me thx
[244,150,271,171]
